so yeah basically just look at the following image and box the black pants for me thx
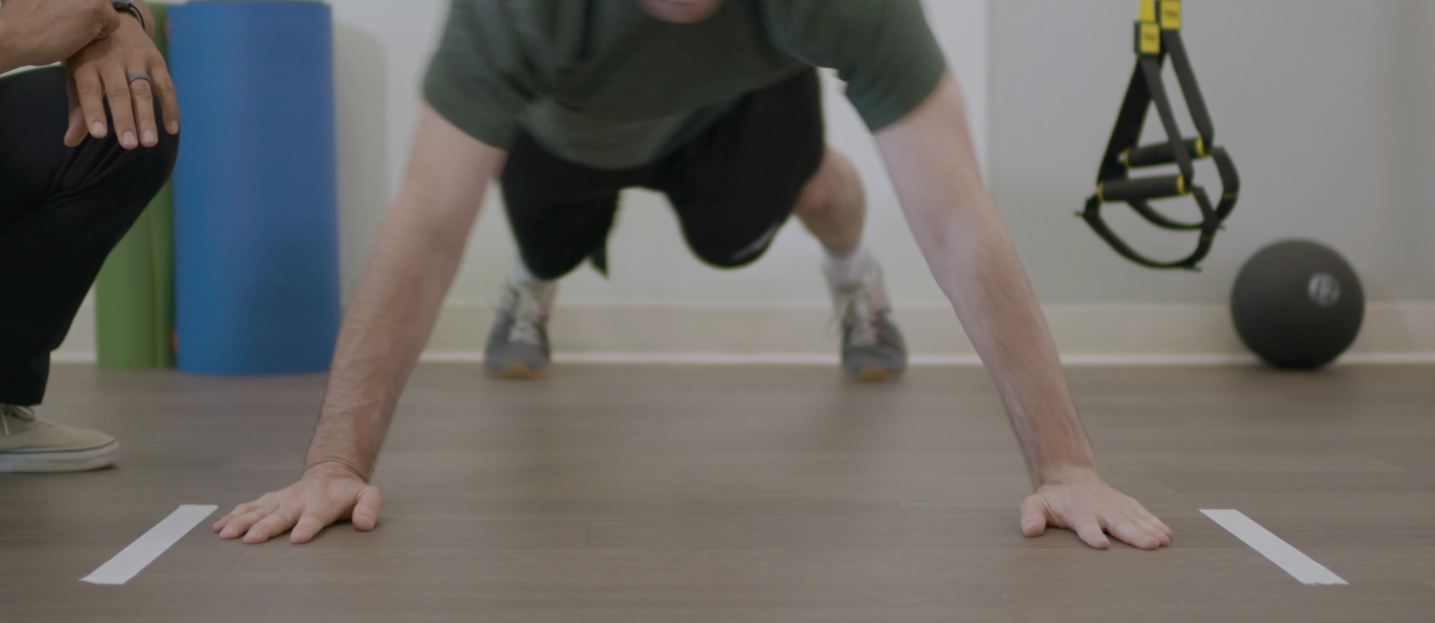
[501,69,826,280]
[0,67,178,406]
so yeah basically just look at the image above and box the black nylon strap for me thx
[1139,56,1196,183]
[1163,32,1215,143]
[1096,64,1153,183]
[1080,2,1239,271]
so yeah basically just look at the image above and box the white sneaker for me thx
[0,404,119,473]
[484,277,558,379]
[829,260,908,382]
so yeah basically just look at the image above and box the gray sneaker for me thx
[0,404,119,473]
[830,261,907,382]
[485,277,558,379]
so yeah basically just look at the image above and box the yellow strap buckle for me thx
[1160,0,1182,31]
[1138,0,1157,23]
[1138,23,1162,55]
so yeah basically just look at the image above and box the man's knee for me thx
[75,127,180,223]
[687,220,782,270]
[519,247,592,281]
[116,131,180,200]
[792,150,861,222]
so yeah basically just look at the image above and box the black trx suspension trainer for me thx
[1080,0,1240,270]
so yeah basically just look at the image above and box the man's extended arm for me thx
[875,74,1172,550]
[214,105,507,545]
[0,0,120,74]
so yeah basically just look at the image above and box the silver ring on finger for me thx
[126,71,152,85]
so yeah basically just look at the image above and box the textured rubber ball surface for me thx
[1231,240,1365,370]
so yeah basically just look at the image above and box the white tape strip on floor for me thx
[81,505,218,586]
[1201,509,1347,586]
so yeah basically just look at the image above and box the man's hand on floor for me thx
[214,462,384,544]
[1020,467,1173,550]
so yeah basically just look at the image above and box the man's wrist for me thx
[305,458,370,481]
[114,9,145,36]
[1034,462,1100,487]
[121,0,157,38]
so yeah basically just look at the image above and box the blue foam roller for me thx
[169,1,340,375]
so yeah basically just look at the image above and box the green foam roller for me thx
[96,183,175,369]
[94,3,175,369]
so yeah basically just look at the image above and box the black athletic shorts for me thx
[499,68,825,280]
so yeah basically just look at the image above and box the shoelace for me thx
[0,404,36,437]
[505,283,550,345]
[831,286,882,348]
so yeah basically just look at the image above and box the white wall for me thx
[1400,0,1435,287]
[989,0,1434,305]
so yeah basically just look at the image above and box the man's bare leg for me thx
[793,149,907,381]
[793,149,866,253]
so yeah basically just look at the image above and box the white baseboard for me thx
[55,300,1435,366]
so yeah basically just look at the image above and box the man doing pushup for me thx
[217,0,1174,551]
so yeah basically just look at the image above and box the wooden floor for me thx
[3,363,1434,622]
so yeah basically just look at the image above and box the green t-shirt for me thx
[423,0,947,170]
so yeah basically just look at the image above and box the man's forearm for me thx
[302,105,505,480]
[302,202,471,478]
[0,20,19,74]
[0,11,28,74]
[878,75,1096,484]
[921,193,1097,481]
[0,0,130,72]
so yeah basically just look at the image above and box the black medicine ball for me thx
[1231,240,1365,369]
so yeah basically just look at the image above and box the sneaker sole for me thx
[850,367,903,383]
[0,439,119,473]
[489,363,550,380]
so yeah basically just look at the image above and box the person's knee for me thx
[792,150,862,223]
[100,137,180,228]
[688,220,782,270]
[123,131,181,199]
[517,244,593,281]
[95,92,182,194]
[75,123,180,222]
